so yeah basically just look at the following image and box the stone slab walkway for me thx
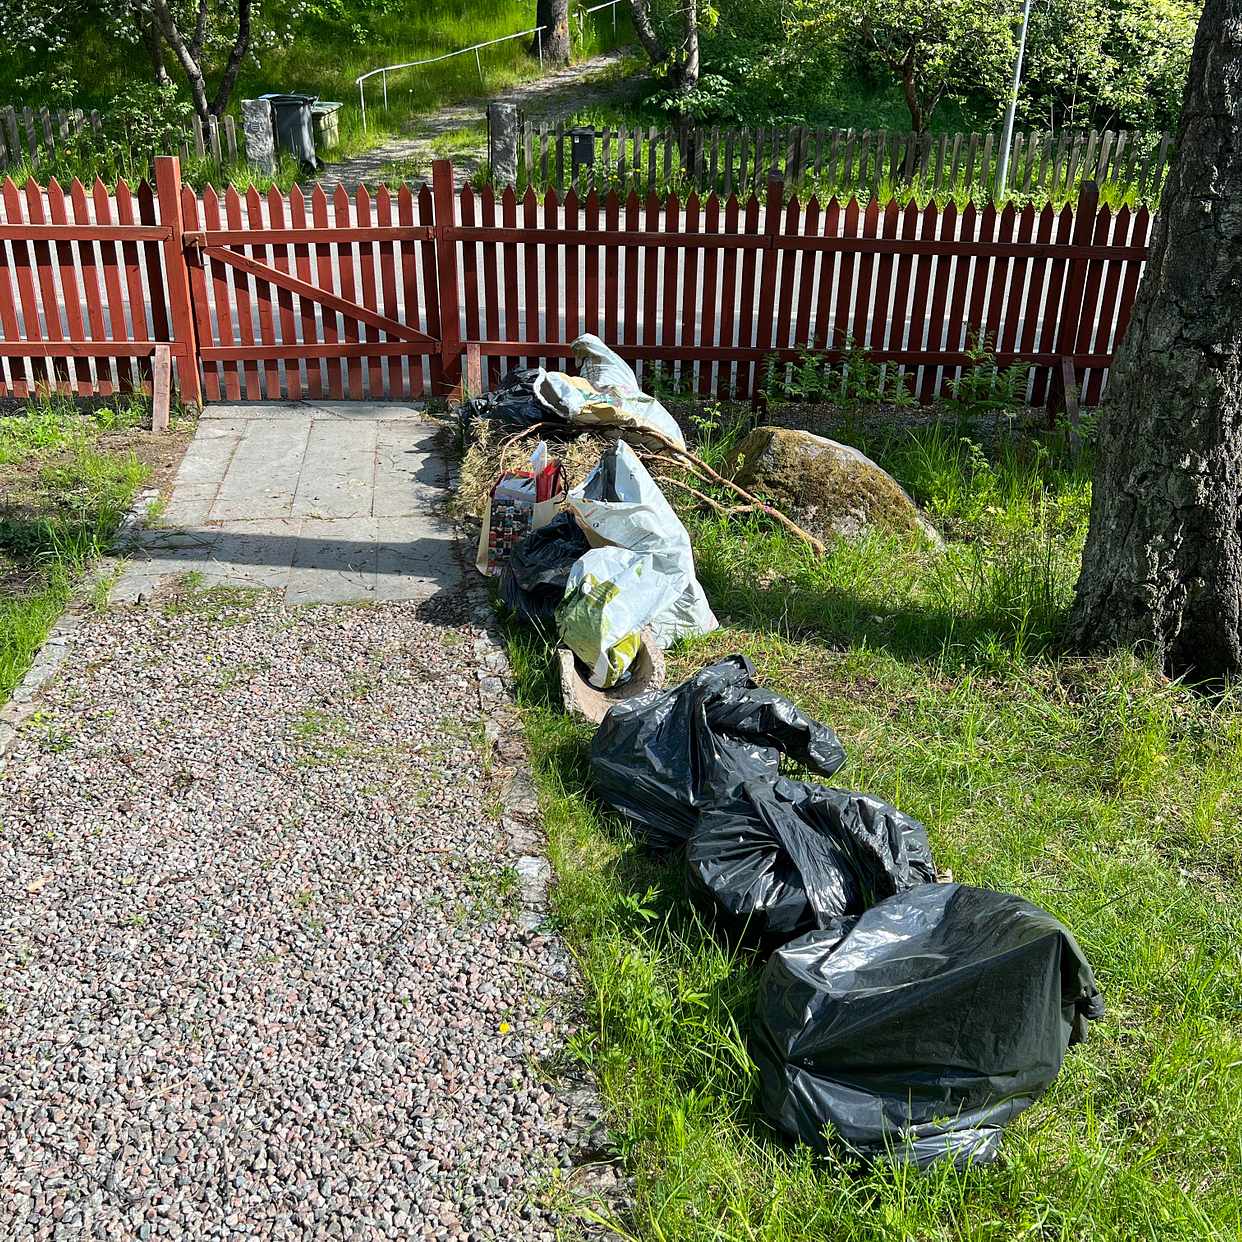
[113,403,462,607]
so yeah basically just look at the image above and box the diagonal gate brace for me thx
[197,242,438,348]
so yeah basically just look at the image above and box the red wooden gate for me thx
[182,182,441,402]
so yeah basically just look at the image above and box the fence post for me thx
[488,102,519,187]
[432,159,463,394]
[1046,179,1099,429]
[153,156,202,408]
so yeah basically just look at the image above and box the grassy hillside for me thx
[1,0,631,161]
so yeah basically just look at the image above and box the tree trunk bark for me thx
[208,0,253,117]
[151,0,210,122]
[532,0,571,65]
[672,0,700,93]
[901,57,924,133]
[628,0,669,71]
[1068,0,1242,680]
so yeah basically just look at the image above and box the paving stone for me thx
[210,419,311,521]
[292,420,378,520]
[114,404,459,607]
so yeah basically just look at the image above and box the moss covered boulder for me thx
[732,426,940,545]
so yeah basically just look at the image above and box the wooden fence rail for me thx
[0,157,1152,411]
[0,104,238,173]
[514,121,1173,204]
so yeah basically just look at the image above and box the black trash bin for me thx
[260,93,320,171]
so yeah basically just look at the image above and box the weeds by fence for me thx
[512,121,1173,207]
[0,103,243,183]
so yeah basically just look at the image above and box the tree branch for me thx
[208,0,252,117]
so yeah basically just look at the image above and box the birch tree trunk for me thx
[1068,0,1242,679]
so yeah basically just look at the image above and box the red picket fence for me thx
[0,157,1152,409]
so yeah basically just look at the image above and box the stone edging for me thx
[446,434,630,1232]
[0,486,162,764]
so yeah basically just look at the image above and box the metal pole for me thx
[359,80,366,131]
[612,0,616,32]
[995,0,1034,201]
[382,69,388,111]
[537,27,543,70]
[476,47,484,85]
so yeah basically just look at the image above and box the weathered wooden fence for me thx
[0,157,1151,409]
[0,104,239,172]
[515,121,1173,203]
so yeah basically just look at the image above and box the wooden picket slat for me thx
[715,195,740,394]
[1030,202,1077,405]
[941,200,975,393]
[522,186,540,369]
[312,186,344,399]
[290,185,323,399]
[397,185,424,396]
[70,179,111,395]
[355,186,384,397]
[544,185,562,361]
[681,193,702,391]
[562,187,580,349]
[225,187,261,400]
[25,180,68,391]
[920,200,957,400]
[479,185,502,386]
[659,191,680,392]
[904,201,939,398]
[46,179,91,393]
[582,188,599,340]
[417,181,441,395]
[332,186,362,400]
[1084,204,1130,405]
[603,189,620,350]
[266,186,301,400]
[623,189,639,350]
[202,186,238,399]
[459,185,482,388]
[499,187,520,368]
[793,196,820,356]
[736,194,761,396]
[866,200,899,386]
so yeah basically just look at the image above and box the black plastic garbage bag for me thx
[753,883,1104,1169]
[500,512,590,627]
[686,777,937,948]
[590,655,847,851]
[463,368,561,432]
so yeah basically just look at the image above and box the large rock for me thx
[733,426,940,545]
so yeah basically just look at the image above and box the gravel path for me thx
[322,49,646,189]
[0,585,603,1239]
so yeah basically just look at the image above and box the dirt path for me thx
[320,48,646,190]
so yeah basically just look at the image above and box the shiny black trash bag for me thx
[686,777,937,948]
[500,512,590,627]
[752,883,1104,1169]
[589,655,847,851]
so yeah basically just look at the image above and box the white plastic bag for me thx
[567,441,717,645]
[556,547,682,689]
[529,336,686,449]
[571,333,642,395]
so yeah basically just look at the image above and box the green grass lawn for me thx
[500,407,1242,1240]
[0,395,162,698]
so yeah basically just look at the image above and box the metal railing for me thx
[356,27,546,129]
[354,0,626,129]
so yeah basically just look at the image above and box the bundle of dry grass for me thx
[453,419,614,519]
